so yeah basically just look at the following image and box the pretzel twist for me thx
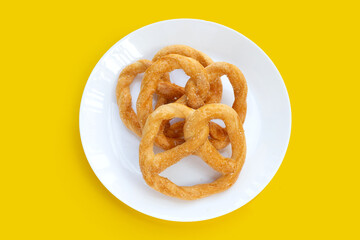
[140,103,246,200]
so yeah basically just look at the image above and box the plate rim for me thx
[79,18,292,222]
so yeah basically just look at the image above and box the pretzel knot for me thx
[139,103,246,200]
[154,45,222,106]
[162,61,248,149]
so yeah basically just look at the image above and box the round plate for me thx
[79,19,291,222]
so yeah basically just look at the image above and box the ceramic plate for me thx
[79,19,291,222]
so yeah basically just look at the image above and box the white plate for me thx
[79,19,291,222]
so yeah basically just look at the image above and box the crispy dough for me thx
[139,103,246,200]
[156,81,185,101]
[115,46,249,200]
[116,59,178,140]
[116,59,152,136]
[153,45,214,67]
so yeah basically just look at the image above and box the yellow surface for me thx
[1,0,359,239]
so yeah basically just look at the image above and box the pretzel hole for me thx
[162,118,185,139]
[159,155,221,186]
[220,75,235,106]
[211,119,226,128]
[169,69,190,87]
[209,119,232,158]
[219,143,232,158]
[129,73,144,113]
[208,119,225,141]
[153,145,165,154]
[152,93,160,110]
[169,118,183,125]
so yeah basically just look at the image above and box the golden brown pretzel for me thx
[139,103,246,200]
[136,54,210,149]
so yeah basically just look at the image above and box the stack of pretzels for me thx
[116,45,247,200]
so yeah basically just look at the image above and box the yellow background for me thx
[1,0,359,239]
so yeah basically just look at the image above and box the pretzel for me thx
[139,103,246,200]
[163,62,248,149]
[136,54,210,149]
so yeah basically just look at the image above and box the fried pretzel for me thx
[139,103,246,200]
